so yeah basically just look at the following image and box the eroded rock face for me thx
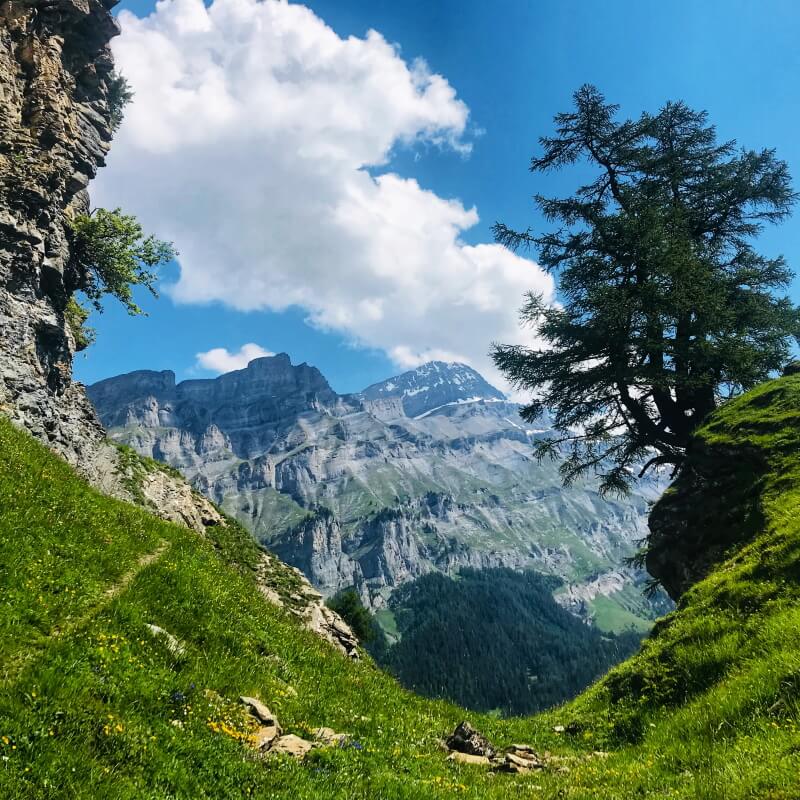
[255,552,360,659]
[266,509,362,592]
[88,356,347,460]
[271,503,535,611]
[445,721,495,759]
[0,0,118,465]
[0,1,227,534]
[646,441,767,601]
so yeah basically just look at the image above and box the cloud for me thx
[196,343,275,373]
[95,0,554,388]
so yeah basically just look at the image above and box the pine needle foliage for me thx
[493,85,800,494]
[106,71,133,131]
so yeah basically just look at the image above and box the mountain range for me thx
[87,355,668,631]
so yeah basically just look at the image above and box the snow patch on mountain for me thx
[362,361,506,418]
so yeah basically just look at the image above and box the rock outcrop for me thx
[237,696,348,760]
[255,552,360,659]
[645,376,800,601]
[445,722,495,758]
[646,437,768,601]
[0,0,118,466]
[444,722,556,774]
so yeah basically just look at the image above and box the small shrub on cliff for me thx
[64,296,95,352]
[69,207,176,317]
[327,589,388,658]
[107,71,133,131]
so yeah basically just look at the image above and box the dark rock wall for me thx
[0,0,118,465]
[646,440,767,602]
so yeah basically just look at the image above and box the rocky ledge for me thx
[255,552,360,659]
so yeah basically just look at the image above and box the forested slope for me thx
[382,569,641,715]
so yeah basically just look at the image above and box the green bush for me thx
[327,589,388,658]
[64,296,95,352]
[69,207,176,317]
[106,71,133,131]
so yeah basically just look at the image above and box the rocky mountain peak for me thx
[250,352,292,369]
[178,352,335,400]
[90,369,177,401]
[88,352,343,459]
[361,361,505,418]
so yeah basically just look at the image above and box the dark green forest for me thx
[331,569,642,716]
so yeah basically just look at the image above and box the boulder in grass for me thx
[240,696,280,728]
[252,725,281,750]
[270,734,315,759]
[502,748,546,773]
[445,721,495,758]
[448,751,491,767]
[313,726,348,746]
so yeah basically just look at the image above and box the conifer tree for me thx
[493,85,800,493]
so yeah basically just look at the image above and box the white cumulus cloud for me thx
[94,0,554,388]
[196,342,275,373]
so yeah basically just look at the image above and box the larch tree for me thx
[493,85,800,494]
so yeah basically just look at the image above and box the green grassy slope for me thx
[562,375,800,796]
[1,376,800,798]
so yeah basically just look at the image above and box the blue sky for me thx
[75,0,800,393]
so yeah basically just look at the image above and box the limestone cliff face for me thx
[0,0,225,533]
[271,509,363,597]
[88,355,348,459]
[272,502,538,611]
[0,0,118,464]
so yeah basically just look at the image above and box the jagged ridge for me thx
[361,360,505,418]
[88,354,667,628]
